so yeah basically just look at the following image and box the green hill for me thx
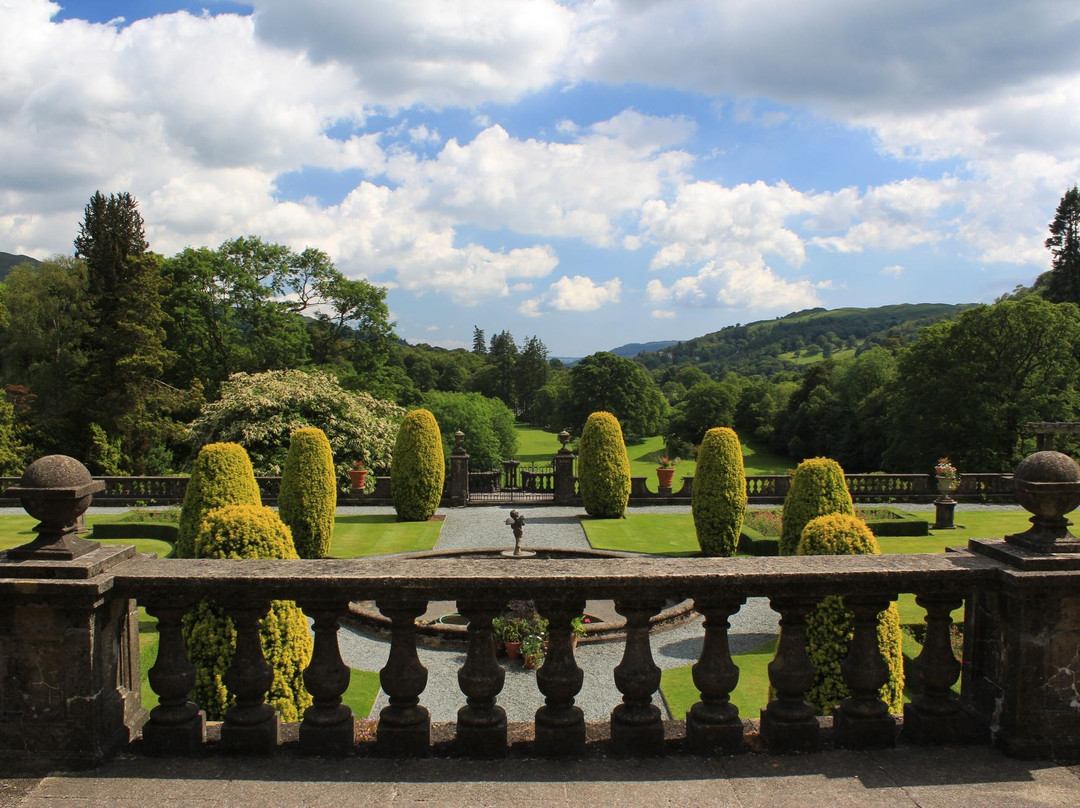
[0,251,40,280]
[636,303,975,378]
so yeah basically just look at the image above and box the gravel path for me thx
[341,503,780,723]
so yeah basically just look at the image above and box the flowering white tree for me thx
[188,369,404,490]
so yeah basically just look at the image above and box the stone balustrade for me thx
[1,451,1079,770]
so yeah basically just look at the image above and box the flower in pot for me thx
[934,457,959,493]
[348,461,368,490]
[656,456,680,489]
[494,616,526,658]
[521,633,546,669]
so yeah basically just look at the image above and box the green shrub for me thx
[779,457,853,556]
[796,513,904,715]
[577,411,630,519]
[692,427,747,556]
[177,442,261,558]
[182,504,313,721]
[391,408,445,521]
[419,391,518,472]
[277,427,337,558]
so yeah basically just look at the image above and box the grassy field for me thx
[329,514,442,557]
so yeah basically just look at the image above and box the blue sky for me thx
[4,1,1080,355]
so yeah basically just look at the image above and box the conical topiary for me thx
[278,427,337,558]
[391,408,445,521]
[779,457,853,556]
[182,504,313,721]
[177,442,261,558]
[692,426,747,556]
[796,513,904,715]
[578,411,630,519]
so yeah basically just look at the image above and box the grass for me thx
[662,637,777,719]
[329,514,442,557]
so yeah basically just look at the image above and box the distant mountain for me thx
[608,340,679,358]
[0,251,40,279]
[636,303,977,378]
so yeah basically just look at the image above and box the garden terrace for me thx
[2,450,1080,774]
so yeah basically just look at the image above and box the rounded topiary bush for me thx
[177,442,262,558]
[277,427,337,558]
[182,504,313,721]
[692,426,747,556]
[797,513,904,715]
[578,411,630,519]
[779,457,853,556]
[391,408,445,522]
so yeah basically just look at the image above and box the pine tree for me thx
[472,326,487,355]
[1045,186,1080,305]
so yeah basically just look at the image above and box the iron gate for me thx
[468,459,556,503]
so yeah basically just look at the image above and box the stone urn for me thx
[656,467,676,489]
[348,466,367,489]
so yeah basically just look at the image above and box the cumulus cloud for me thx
[520,275,622,316]
[250,0,577,108]
[646,259,823,312]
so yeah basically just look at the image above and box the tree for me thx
[486,330,519,410]
[565,352,668,440]
[472,326,487,355]
[1044,186,1080,305]
[515,335,550,423]
[391,409,445,521]
[779,457,854,556]
[883,297,1080,471]
[188,369,405,488]
[419,391,517,472]
[692,427,747,556]
[177,442,263,558]
[577,411,630,518]
[667,378,741,447]
[74,191,147,325]
[278,427,337,558]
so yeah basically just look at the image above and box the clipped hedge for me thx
[391,408,445,522]
[278,427,337,558]
[797,513,904,715]
[692,427,747,556]
[577,411,630,519]
[177,442,261,558]
[182,504,313,721]
[779,457,853,556]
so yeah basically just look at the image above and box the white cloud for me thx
[408,125,441,145]
[647,259,823,311]
[651,309,676,319]
[520,275,622,315]
[881,264,904,277]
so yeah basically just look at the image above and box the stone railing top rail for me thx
[108,549,1001,603]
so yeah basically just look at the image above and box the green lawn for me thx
[662,637,777,719]
[329,514,442,557]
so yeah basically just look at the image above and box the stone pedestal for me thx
[933,497,957,529]
[0,546,144,769]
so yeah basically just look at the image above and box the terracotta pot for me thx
[523,654,542,670]
[656,467,676,489]
[348,468,368,489]
[504,641,522,660]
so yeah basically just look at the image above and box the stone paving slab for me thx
[7,745,1079,807]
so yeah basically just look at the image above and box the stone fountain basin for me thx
[343,546,699,649]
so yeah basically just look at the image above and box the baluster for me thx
[686,597,745,755]
[903,593,985,744]
[760,596,820,752]
[222,601,279,752]
[298,602,354,756]
[834,595,897,748]
[142,603,205,754]
[375,599,430,756]
[611,599,665,754]
[456,600,508,757]
[534,599,586,756]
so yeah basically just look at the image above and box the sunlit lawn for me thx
[329,514,442,557]
[662,637,777,720]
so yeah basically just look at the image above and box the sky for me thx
[3,1,1080,356]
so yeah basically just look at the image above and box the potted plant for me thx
[493,616,525,658]
[656,456,680,490]
[571,615,588,649]
[521,633,546,669]
[934,457,959,494]
[348,461,368,490]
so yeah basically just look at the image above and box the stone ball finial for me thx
[1008,450,1080,552]
[5,455,105,560]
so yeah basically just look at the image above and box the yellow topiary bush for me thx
[577,411,630,519]
[177,442,262,558]
[278,427,337,558]
[779,457,853,556]
[692,426,747,556]
[796,513,904,715]
[182,504,313,721]
[391,408,445,521]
